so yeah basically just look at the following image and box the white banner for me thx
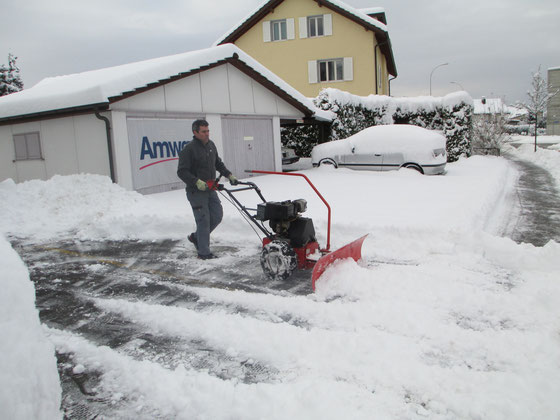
[127,117,195,191]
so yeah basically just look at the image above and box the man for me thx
[177,119,238,259]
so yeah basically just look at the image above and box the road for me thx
[12,154,560,419]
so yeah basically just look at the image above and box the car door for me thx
[381,152,405,171]
[341,146,383,170]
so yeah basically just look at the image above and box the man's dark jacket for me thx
[177,136,231,191]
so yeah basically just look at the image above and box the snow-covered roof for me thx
[0,44,333,122]
[214,0,388,45]
[473,98,508,115]
[359,7,385,15]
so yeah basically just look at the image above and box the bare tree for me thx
[472,113,510,155]
[517,66,558,152]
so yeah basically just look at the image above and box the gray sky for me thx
[2,0,559,104]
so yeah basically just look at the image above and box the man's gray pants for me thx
[186,189,223,256]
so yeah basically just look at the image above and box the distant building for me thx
[473,97,527,126]
[547,67,560,135]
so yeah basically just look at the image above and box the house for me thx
[547,67,560,135]
[473,97,508,122]
[0,44,331,194]
[214,0,398,98]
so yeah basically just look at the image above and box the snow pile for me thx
[0,235,61,419]
[0,175,190,241]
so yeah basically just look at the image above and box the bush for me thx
[282,88,474,162]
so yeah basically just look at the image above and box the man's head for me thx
[192,119,210,143]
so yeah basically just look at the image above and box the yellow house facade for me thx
[215,0,397,97]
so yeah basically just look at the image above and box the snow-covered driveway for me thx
[2,150,560,419]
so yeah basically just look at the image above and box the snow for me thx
[1,152,560,419]
[0,44,332,122]
[0,235,62,419]
[318,88,473,125]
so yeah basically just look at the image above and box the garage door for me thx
[221,117,275,178]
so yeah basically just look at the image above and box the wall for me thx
[0,115,110,183]
[233,0,381,97]
[111,63,303,119]
[547,68,560,136]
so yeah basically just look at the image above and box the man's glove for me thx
[228,174,239,186]
[196,179,208,191]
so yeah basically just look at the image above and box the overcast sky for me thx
[2,0,559,104]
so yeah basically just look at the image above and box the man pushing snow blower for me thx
[177,119,239,260]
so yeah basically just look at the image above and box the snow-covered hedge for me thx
[283,88,474,162]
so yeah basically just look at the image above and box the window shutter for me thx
[324,14,333,35]
[263,21,271,42]
[308,60,318,83]
[343,57,353,81]
[299,17,307,38]
[287,18,295,39]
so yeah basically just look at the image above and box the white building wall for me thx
[0,115,109,183]
[110,111,134,190]
[73,115,111,176]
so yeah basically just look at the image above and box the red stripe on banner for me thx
[139,158,179,170]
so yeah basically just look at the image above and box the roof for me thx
[213,0,397,77]
[473,98,508,115]
[0,44,333,124]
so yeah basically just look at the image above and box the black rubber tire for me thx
[403,163,424,174]
[260,240,298,281]
[318,158,338,168]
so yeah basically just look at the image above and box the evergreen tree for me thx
[0,53,24,97]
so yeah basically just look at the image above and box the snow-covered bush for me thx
[282,88,473,161]
[472,114,510,155]
[281,124,321,157]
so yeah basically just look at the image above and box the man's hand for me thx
[196,179,208,191]
[228,175,239,186]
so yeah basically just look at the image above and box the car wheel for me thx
[402,163,424,174]
[318,158,338,168]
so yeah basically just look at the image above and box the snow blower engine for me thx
[214,170,367,290]
[256,198,320,280]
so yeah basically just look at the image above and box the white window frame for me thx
[307,15,324,37]
[308,57,353,84]
[300,14,332,39]
[318,58,344,82]
[13,132,43,161]
[264,19,295,42]
[271,19,287,41]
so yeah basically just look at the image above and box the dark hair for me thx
[192,119,209,133]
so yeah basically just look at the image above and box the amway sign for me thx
[127,117,195,193]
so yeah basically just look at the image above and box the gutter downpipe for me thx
[95,110,116,183]
[389,75,397,96]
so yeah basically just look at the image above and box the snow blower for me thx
[212,170,367,290]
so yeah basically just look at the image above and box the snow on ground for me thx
[1,153,560,419]
[0,235,62,419]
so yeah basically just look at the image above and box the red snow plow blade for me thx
[312,235,368,291]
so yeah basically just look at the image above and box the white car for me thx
[281,147,299,165]
[311,125,447,175]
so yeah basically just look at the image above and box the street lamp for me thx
[429,62,449,95]
[450,81,464,91]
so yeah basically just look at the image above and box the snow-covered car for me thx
[282,147,299,165]
[311,125,447,175]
